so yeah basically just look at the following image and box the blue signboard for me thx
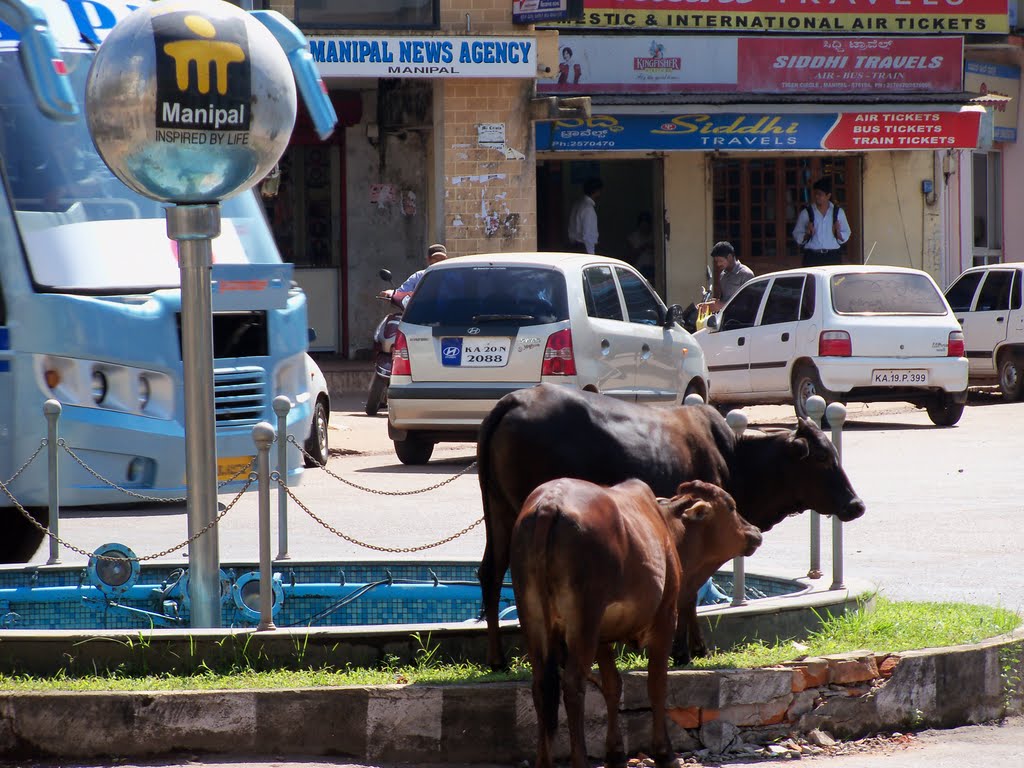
[536,112,842,152]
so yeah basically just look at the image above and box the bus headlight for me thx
[91,370,108,404]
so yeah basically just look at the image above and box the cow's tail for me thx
[529,499,563,742]
[476,391,522,514]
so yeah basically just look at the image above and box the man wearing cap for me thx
[792,178,850,267]
[379,244,448,306]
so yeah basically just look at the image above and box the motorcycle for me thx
[681,265,715,334]
[365,269,404,416]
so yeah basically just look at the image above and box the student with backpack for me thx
[792,177,851,267]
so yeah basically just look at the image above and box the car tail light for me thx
[947,330,965,357]
[819,330,851,357]
[542,329,576,376]
[392,331,411,375]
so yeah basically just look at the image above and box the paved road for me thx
[13,390,1024,767]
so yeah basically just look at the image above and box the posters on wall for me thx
[539,35,964,94]
[535,110,984,152]
[543,0,1007,34]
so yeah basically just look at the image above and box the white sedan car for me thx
[695,265,968,426]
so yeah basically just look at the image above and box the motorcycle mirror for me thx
[379,268,393,283]
[705,265,713,283]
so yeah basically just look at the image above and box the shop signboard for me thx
[546,0,1007,34]
[540,35,963,94]
[308,35,538,78]
[535,109,984,151]
[965,60,1020,143]
[513,0,569,24]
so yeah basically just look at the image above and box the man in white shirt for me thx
[567,177,603,254]
[792,177,851,267]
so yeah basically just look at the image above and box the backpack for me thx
[801,203,845,250]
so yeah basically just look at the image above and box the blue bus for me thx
[0,0,319,560]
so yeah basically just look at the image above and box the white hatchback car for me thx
[944,263,1024,401]
[387,252,709,464]
[695,265,968,426]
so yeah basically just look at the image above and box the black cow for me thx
[477,384,865,670]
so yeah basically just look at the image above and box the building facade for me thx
[264,0,1023,357]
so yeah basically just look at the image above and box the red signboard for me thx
[739,37,963,93]
[551,0,1008,34]
[823,110,983,150]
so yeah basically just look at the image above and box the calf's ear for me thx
[677,499,712,523]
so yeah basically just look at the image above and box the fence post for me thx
[44,399,62,565]
[826,402,848,590]
[804,395,827,580]
[725,409,748,607]
[273,395,291,561]
[252,422,277,631]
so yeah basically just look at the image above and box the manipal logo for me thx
[154,12,252,132]
[163,15,245,96]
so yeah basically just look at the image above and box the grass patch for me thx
[0,598,1017,692]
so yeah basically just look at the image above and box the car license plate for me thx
[871,369,928,385]
[441,337,511,367]
[217,456,254,482]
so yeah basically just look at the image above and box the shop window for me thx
[972,151,1003,266]
[295,0,439,28]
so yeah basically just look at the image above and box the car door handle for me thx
[640,343,651,360]
[997,316,1005,323]
[781,333,790,342]
[600,339,611,356]
[738,337,745,346]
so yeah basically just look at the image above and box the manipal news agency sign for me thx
[309,35,537,78]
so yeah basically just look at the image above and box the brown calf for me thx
[510,478,762,768]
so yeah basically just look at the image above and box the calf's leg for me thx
[595,643,626,768]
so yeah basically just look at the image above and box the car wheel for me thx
[792,364,832,429]
[998,353,1024,402]
[394,435,434,465]
[365,374,389,416]
[926,397,964,427]
[304,399,329,467]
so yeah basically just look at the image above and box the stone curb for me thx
[1,626,1021,763]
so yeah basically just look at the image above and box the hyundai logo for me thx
[442,347,460,359]
[467,327,481,335]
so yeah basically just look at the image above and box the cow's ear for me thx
[679,499,712,523]
[788,434,810,459]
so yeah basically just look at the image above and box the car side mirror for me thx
[308,327,317,343]
[705,314,719,331]
[664,303,683,328]
[379,268,393,283]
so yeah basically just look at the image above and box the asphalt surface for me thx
[11,389,1024,767]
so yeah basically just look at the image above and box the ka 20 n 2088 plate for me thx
[441,337,511,367]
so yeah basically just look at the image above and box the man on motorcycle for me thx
[378,243,448,307]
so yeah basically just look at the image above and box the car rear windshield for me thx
[403,265,570,326]
[830,272,948,315]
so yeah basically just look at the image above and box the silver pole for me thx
[827,402,848,590]
[167,204,221,629]
[253,421,277,631]
[725,409,748,607]
[804,396,827,580]
[44,399,62,565]
[273,395,291,561]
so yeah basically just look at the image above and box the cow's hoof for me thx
[654,753,680,768]
[605,750,628,768]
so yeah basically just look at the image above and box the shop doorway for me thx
[537,158,664,293]
[711,156,862,277]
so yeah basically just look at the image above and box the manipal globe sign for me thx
[86,0,296,203]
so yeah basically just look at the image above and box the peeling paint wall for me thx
[345,86,431,359]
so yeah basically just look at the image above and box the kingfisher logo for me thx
[154,12,252,133]
[634,40,681,75]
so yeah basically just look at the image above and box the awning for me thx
[534,100,987,152]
